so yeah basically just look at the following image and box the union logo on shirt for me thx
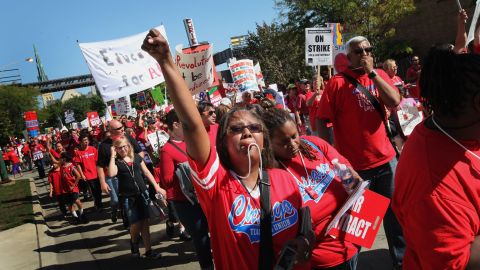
[298,163,335,204]
[228,195,298,243]
[353,85,377,112]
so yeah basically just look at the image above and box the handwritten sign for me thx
[254,62,265,88]
[79,25,168,102]
[229,59,259,92]
[114,96,131,115]
[327,189,390,248]
[305,27,333,66]
[175,44,216,95]
[147,130,170,153]
[64,110,75,124]
[396,98,423,137]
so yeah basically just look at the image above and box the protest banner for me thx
[114,96,131,115]
[396,98,424,137]
[175,44,218,95]
[223,83,241,103]
[137,91,147,106]
[229,59,259,92]
[24,111,40,138]
[326,183,390,248]
[80,118,90,129]
[79,25,168,102]
[305,27,333,66]
[87,112,101,127]
[147,130,170,154]
[467,0,480,44]
[151,82,166,105]
[64,110,75,124]
[208,86,222,106]
[330,23,348,73]
[254,63,266,88]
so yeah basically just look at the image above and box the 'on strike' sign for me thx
[305,27,333,66]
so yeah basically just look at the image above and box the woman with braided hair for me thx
[264,108,362,270]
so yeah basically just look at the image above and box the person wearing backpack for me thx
[159,109,213,270]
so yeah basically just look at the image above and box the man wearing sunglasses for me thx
[316,36,404,269]
[197,102,219,144]
[96,119,143,223]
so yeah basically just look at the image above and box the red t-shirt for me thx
[8,150,20,164]
[22,144,30,155]
[48,169,63,196]
[73,146,98,180]
[50,148,61,160]
[61,163,79,193]
[279,136,358,267]
[306,91,321,130]
[392,122,480,270]
[159,140,188,201]
[286,94,302,113]
[316,68,397,170]
[391,75,404,88]
[205,124,219,145]
[32,144,46,161]
[406,66,420,83]
[188,146,306,270]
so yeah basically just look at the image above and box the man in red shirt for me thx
[74,134,102,209]
[31,139,47,179]
[316,36,404,268]
[406,55,421,84]
[8,147,23,178]
[197,102,219,143]
[393,46,480,270]
[21,142,32,171]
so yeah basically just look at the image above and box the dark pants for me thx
[357,159,405,268]
[86,178,103,208]
[56,195,68,216]
[34,159,45,178]
[171,201,213,269]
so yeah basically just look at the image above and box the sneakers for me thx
[179,230,192,241]
[166,221,175,238]
[111,209,118,223]
[144,250,162,259]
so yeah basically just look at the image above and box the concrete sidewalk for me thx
[0,168,393,270]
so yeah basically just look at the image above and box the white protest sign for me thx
[223,83,242,103]
[64,110,75,124]
[229,59,259,92]
[81,118,90,129]
[79,25,168,102]
[396,98,424,137]
[175,44,215,95]
[467,1,480,44]
[305,27,333,66]
[254,63,266,88]
[114,96,131,115]
[147,130,170,153]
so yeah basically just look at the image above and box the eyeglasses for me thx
[111,125,124,131]
[115,145,128,151]
[228,123,263,134]
[353,47,373,55]
[204,111,215,116]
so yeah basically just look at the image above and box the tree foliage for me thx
[0,85,40,144]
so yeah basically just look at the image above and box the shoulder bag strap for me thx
[167,140,188,157]
[259,169,273,269]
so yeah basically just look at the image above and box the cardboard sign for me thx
[87,112,101,127]
[64,110,75,124]
[147,130,170,153]
[396,98,424,136]
[175,44,217,95]
[79,25,168,102]
[229,59,259,92]
[327,189,390,248]
[305,27,333,66]
[114,96,131,115]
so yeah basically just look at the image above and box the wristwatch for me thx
[368,70,377,79]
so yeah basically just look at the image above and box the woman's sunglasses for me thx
[204,111,215,116]
[228,123,263,134]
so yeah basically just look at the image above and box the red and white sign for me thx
[327,189,390,248]
[87,112,101,127]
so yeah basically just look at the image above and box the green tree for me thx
[275,0,416,59]
[241,22,313,85]
[0,85,40,144]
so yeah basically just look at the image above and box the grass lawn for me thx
[0,179,34,231]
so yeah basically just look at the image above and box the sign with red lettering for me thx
[229,59,259,92]
[87,112,101,127]
[79,25,168,102]
[175,44,218,95]
[327,189,390,248]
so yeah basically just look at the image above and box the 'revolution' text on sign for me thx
[305,27,333,66]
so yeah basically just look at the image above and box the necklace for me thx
[279,151,310,186]
[230,170,260,199]
[122,159,135,178]
[432,116,480,161]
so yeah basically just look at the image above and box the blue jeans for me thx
[357,158,405,268]
[171,201,213,269]
[106,176,119,210]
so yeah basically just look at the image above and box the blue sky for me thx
[0,0,279,96]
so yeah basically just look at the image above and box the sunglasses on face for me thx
[204,111,215,116]
[228,123,263,134]
[111,125,124,131]
[353,47,373,55]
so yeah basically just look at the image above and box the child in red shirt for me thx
[60,152,86,223]
[8,147,23,178]
[48,164,67,217]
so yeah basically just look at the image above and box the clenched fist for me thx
[141,28,170,61]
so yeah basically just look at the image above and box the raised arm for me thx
[141,29,210,166]
[453,9,468,54]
